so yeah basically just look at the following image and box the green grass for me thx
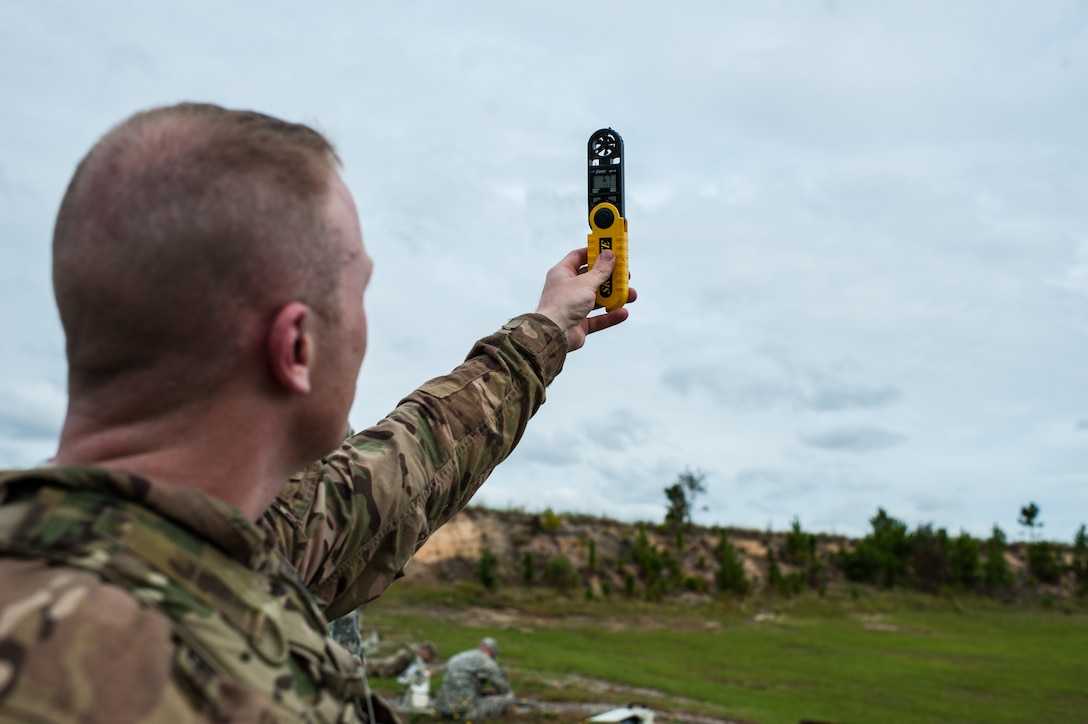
[361,584,1088,723]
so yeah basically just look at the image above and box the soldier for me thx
[434,637,514,721]
[0,102,634,722]
[328,608,369,662]
[370,641,436,680]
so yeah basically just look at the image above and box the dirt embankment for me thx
[402,506,1068,598]
[405,507,841,594]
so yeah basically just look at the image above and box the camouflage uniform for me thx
[366,642,435,679]
[262,315,566,619]
[433,649,514,721]
[0,466,372,723]
[0,315,565,723]
[328,608,366,660]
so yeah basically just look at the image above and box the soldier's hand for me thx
[535,247,636,352]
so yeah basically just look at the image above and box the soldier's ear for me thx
[268,302,313,395]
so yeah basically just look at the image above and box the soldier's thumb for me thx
[590,250,616,282]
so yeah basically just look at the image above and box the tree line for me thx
[473,471,1088,603]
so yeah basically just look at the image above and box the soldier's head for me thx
[53,102,371,462]
[479,637,499,659]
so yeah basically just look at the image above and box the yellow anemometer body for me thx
[587,128,628,312]
[587,202,628,311]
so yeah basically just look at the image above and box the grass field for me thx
[361,584,1088,724]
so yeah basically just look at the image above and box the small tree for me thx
[714,530,750,595]
[478,543,500,591]
[661,548,684,590]
[664,469,707,546]
[540,507,563,532]
[841,508,910,588]
[1072,524,1088,596]
[983,525,1013,593]
[784,517,823,590]
[521,551,535,586]
[766,547,797,596]
[766,547,784,593]
[1027,541,1062,585]
[543,554,576,593]
[664,484,687,529]
[784,517,813,565]
[909,523,950,594]
[948,531,981,589]
[1017,503,1062,585]
[1018,502,1041,542]
[631,523,666,591]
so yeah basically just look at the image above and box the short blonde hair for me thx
[54,103,345,402]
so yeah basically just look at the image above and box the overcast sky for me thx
[1,1,1086,540]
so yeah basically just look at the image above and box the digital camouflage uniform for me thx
[433,649,514,721]
[366,642,435,679]
[328,608,366,660]
[0,315,565,723]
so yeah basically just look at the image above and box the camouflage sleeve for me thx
[264,314,567,619]
[480,657,512,695]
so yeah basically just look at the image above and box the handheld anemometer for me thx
[587,128,628,312]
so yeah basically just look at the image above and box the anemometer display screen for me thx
[592,173,617,190]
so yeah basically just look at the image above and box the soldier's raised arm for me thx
[264,248,636,618]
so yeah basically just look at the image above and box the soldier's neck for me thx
[53,394,299,521]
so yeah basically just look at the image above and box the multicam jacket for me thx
[0,315,566,723]
[262,315,566,618]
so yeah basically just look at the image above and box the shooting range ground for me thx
[363,585,1088,724]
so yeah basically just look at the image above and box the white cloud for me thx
[801,426,907,453]
[2,1,1087,542]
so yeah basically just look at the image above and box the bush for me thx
[948,531,981,589]
[644,579,666,602]
[478,543,499,591]
[662,549,684,589]
[540,508,563,532]
[841,541,882,585]
[909,524,950,594]
[631,524,666,590]
[1073,524,1088,596]
[543,554,576,593]
[983,525,1013,593]
[784,517,815,567]
[684,575,708,593]
[521,551,535,586]
[714,530,750,595]
[841,508,910,588]
[766,547,785,594]
[1027,541,1062,585]
[783,517,823,590]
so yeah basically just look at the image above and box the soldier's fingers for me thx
[585,307,630,336]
